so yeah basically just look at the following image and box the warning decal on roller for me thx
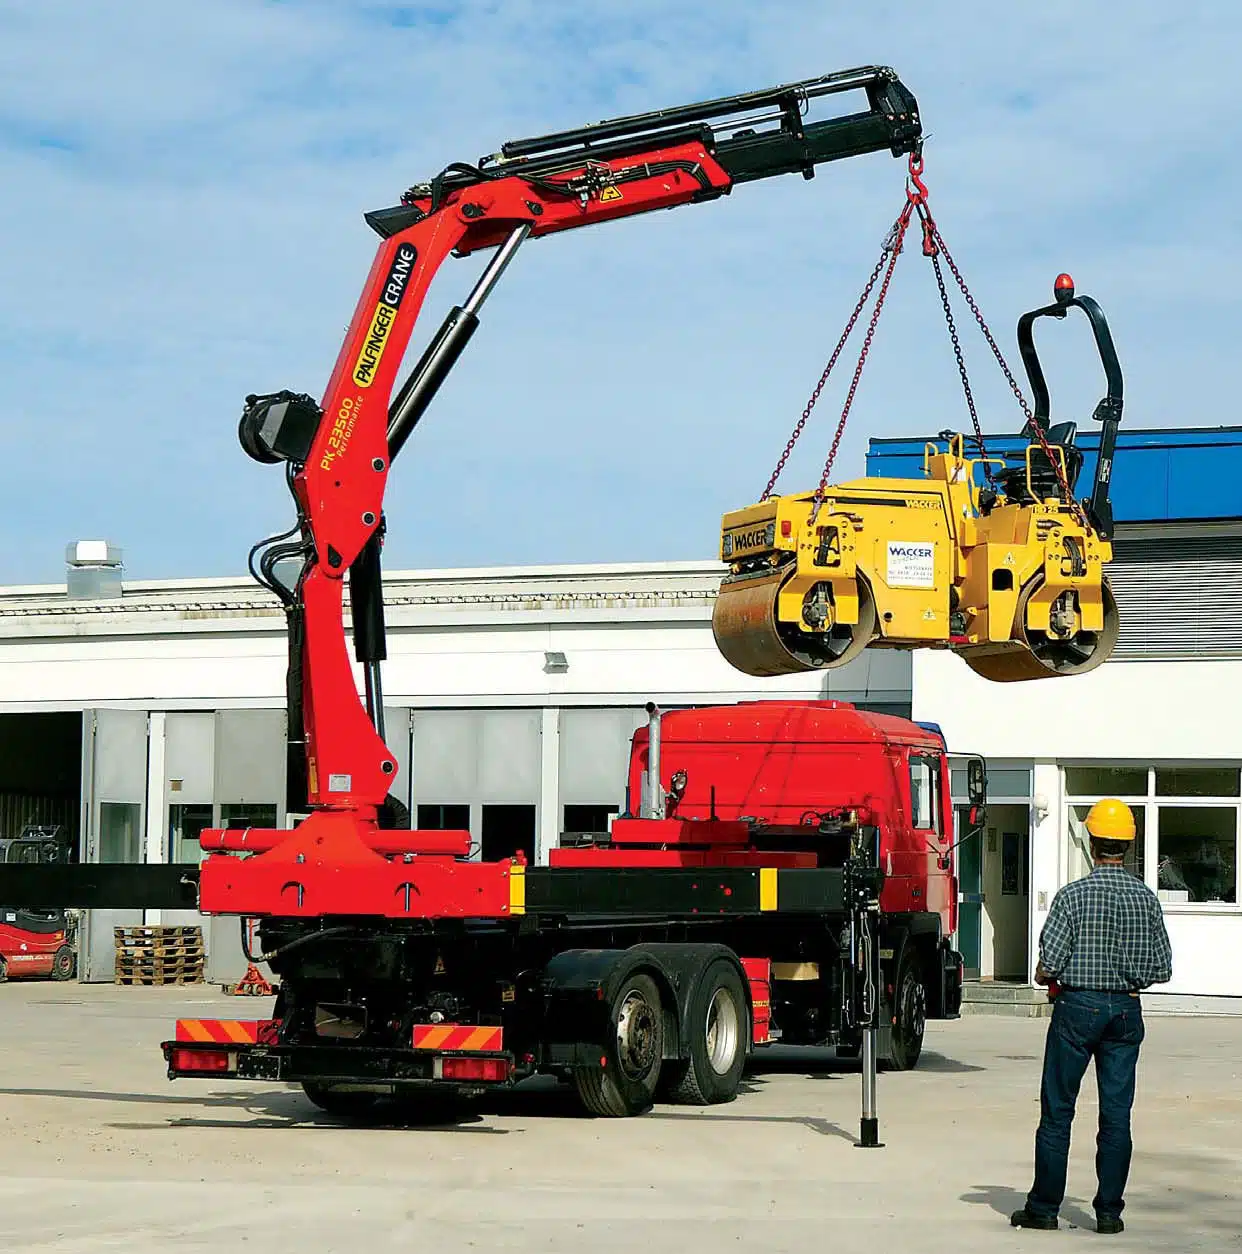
[886,541,935,589]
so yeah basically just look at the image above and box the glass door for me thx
[955,804,983,979]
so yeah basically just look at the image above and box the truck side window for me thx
[909,754,942,834]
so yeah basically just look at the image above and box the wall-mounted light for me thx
[1033,792,1050,821]
[543,651,568,674]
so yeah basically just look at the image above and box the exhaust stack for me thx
[644,702,664,819]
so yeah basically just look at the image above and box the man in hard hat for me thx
[1010,798,1172,1236]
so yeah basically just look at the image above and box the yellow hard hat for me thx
[1085,798,1136,841]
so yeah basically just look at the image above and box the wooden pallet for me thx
[114,925,202,942]
[116,943,205,960]
[112,925,206,986]
[114,971,204,986]
[117,958,205,978]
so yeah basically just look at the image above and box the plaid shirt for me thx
[1039,865,1173,992]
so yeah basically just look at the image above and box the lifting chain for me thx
[761,148,1089,529]
[925,220,1087,527]
[806,204,912,520]
[760,228,903,501]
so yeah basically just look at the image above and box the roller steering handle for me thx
[1016,275,1124,540]
[1017,275,1123,433]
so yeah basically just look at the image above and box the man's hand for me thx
[1034,961,1052,987]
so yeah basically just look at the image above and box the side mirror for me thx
[967,758,987,807]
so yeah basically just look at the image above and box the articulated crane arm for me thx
[201,67,923,918]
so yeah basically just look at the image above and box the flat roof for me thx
[866,426,1242,523]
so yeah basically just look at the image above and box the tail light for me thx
[170,1047,232,1073]
[440,1056,510,1083]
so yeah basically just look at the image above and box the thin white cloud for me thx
[0,0,1237,581]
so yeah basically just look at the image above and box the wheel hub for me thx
[615,990,659,1080]
[903,978,926,1041]
[705,987,741,1075]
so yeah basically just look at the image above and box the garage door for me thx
[80,708,148,983]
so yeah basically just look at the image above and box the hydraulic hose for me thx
[240,918,355,965]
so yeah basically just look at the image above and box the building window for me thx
[1157,807,1237,904]
[1069,804,1145,882]
[1155,767,1241,799]
[221,803,277,829]
[1064,765,1148,797]
[563,804,617,835]
[1064,764,1241,909]
[481,805,536,865]
[417,804,470,831]
[98,802,142,863]
[952,766,1032,799]
[169,803,212,865]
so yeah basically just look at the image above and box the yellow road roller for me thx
[713,275,1124,683]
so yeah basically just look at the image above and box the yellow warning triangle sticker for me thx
[599,186,623,203]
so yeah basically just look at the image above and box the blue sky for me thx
[2,1,1238,584]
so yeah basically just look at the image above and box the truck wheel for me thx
[300,1082,381,1118]
[0,957,7,983]
[574,972,663,1117]
[883,960,926,1071]
[665,961,749,1105]
[50,945,76,981]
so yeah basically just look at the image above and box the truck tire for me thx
[664,960,749,1105]
[882,958,926,1071]
[300,1082,381,1118]
[50,945,76,981]
[573,972,663,1117]
[0,956,7,983]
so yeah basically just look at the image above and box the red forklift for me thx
[0,826,78,982]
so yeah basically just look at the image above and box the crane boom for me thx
[208,66,926,919]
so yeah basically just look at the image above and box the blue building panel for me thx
[865,427,1242,523]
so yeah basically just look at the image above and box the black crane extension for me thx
[365,65,921,237]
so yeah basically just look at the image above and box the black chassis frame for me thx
[166,903,960,1090]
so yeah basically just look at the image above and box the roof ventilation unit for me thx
[65,540,123,599]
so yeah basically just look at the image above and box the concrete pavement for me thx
[0,982,1238,1251]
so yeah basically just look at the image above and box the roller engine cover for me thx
[239,390,323,465]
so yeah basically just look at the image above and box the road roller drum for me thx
[712,567,878,677]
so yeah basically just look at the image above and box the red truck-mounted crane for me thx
[0,68,990,1140]
[174,699,984,1129]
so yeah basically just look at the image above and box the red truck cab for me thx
[623,700,959,936]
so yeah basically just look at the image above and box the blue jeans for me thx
[1026,989,1145,1221]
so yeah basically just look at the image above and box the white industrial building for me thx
[2,426,1238,1011]
[0,557,909,986]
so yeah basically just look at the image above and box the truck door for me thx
[908,749,949,916]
